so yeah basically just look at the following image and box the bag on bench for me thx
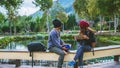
[27,42,46,67]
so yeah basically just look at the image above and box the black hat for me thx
[53,19,62,28]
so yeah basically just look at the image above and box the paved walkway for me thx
[0,61,120,68]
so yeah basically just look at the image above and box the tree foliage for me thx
[0,0,23,35]
[87,0,99,19]
[0,12,5,23]
[73,0,99,19]
[96,0,120,17]
[65,14,77,30]
[73,0,88,18]
[49,1,64,19]
[73,0,120,18]
[33,0,53,32]
[56,12,68,23]
[0,0,23,15]
[33,0,53,11]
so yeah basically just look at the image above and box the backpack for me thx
[27,42,46,67]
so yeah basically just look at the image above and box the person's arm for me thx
[60,39,65,46]
[50,32,62,49]
[75,32,83,40]
[59,39,68,50]
[75,32,89,41]
[88,27,96,33]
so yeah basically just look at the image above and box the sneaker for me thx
[68,60,75,66]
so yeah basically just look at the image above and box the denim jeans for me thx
[49,46,65,68]
[74,42,92,68]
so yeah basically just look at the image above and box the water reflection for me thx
[5,40,34,50]
[4,40,117,50]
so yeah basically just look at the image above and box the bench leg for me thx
[114,55,119,62]
[15,59,21,68]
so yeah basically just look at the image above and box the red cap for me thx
[78,20,89,28]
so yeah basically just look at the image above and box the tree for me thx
[73,0,120,32]
[33,0,53,32]
[96,0,120,17]
[87,0,99,20]
[73,0,99,19]
[24,16,32,33]
[96,0,120,32]
[65,14,77,30]
[0,0,23,35]
[0,12,5,23]
[48,1,65,30]
[49,1,64,19]
[34,13,47,32]
[73,0,88,18]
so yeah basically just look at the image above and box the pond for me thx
[4,39,120,50]
[5,40,38,50]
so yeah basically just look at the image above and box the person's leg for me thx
[78,45,91,68]
[68,43,84,66]
[49,47,65,68]
[78,51,84,68]
[74,46,84,61]
[77,45,91,68]
[84,45,92,52]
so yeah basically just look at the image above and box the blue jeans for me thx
[74,42,92,68]
[49,46,65,68]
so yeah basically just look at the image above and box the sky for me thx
[17,0,39,16]
[0,0,39,16]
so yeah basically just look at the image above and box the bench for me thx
[0,45,120,68]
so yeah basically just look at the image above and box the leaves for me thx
[33,0,53,11]
[73,0,120,18]
[56,12,68,23]
[96,0,120,16]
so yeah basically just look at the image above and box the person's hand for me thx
[83,35,89,39]
[62,47,67,50]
